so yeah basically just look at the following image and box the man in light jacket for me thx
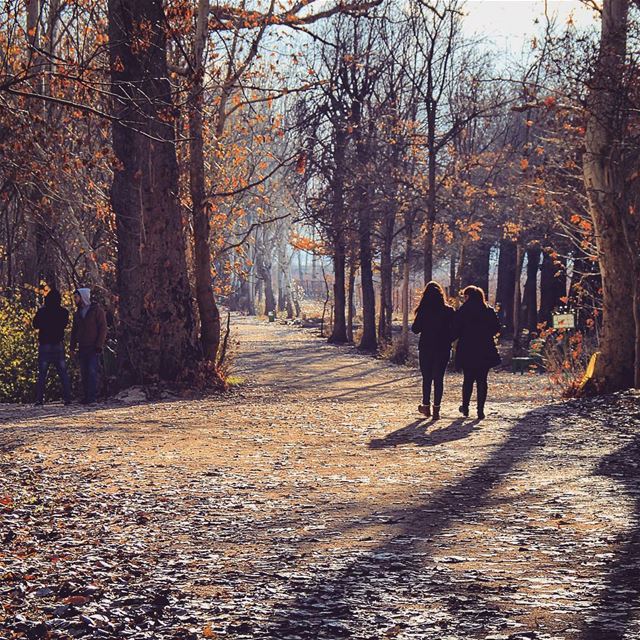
[71,288,107,405]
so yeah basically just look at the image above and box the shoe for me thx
[432,405,441,420]
[459,404,469,417]
[418,404,431,417]
[64,401,72,406]
[34,401,44,407]
[477,409,486,420]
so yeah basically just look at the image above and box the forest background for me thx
[0,0,638,401]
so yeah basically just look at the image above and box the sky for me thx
[461,0,599,57]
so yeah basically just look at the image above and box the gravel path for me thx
[1,316,639,639]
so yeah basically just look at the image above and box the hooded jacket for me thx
[71,288,107,351]
[33,290,69,345]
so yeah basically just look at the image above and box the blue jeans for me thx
[36,344,71,404]
[78,347,99,403]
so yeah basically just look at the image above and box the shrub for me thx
[0,295,78,403]
[539,326,598,397]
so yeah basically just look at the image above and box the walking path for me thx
[1,317,639,639]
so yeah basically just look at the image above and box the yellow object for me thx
[580,351,600,389]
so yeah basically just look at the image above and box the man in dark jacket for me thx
[71,287,107,405]
[33,289,72,406]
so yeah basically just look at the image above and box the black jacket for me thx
[33,304,69,345]
[453,301,501,370]
[411,304,455,354]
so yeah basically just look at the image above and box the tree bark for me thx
[255,227,276,315]
[187,0,221,362]
[496,238,517,335]
[358,198,377,351]
[329,238,348,343]
[108,0,197,385]
[539,249,566,325]
[520,243,541,332]
[583,0,636,390]
[347,258,356,343]
[378,207,395,344]
[459,239,491,295]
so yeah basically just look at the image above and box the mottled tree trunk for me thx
[108,0,197,384]
[583,0,636,389]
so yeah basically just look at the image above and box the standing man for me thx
[33,289,72,406]
[71,287,107,405]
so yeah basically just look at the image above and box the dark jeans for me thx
[78,347,99,404]
[419,349,450,406]
[36,343,71,404]
[462,366,490,412]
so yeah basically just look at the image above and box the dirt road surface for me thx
[2,317,639,639]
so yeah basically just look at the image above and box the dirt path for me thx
[1,317,639,639]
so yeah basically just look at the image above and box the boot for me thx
[418,404,431,417]
[432,404,441,420]
[477,406,486,420]
[459,404,469,417]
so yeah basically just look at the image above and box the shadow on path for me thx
[582,431,640,640]
[369,418,478,449]
[266,406,557,638]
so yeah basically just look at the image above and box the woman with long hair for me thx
[453,285,501,420]
[411,281,454,420]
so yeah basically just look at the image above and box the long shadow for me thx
[265,405,557,638]
[369,417,477,449]
[582,430,640,639]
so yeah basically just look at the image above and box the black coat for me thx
[411,304,454,354]
[453,301,501,370]
[33,304,69,345]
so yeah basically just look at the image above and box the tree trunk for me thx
[358,204,377,351]
[520,243,541,332]
[187,0,221,362]
[378,209,394,344]
[449,250,457,298]
[496,238,517,336]
[108,0,197,385]
[258,232,276,315]
[329,238,348,343]
[539,249,566,325]
[423,104,437,284]
[459,240,491,295]
[398,220,414,358]
[347,259,355,343]
[512,243,524,345]
[583,0,636,390]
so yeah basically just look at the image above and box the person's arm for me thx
[411,307,423,334]
[489,308,501,336]
[95,306,107,351]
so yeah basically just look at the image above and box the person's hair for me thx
[416,280,447,313]
[462,285,487,307]
[45,289,62,307]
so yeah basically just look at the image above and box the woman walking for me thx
[453,285,501,420]
[411,281,454,420]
